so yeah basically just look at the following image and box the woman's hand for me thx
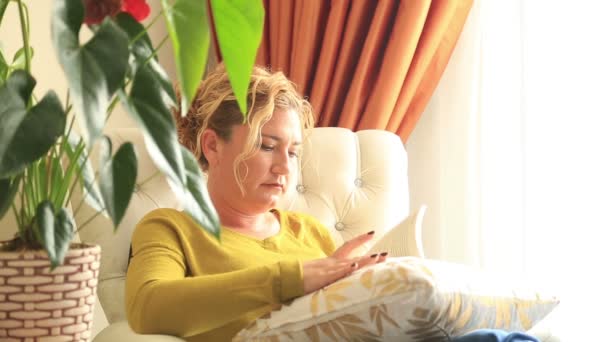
[332,231,378,260]
[302,258,357,294]
[302,231,389,294]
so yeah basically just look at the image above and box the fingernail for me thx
[367,230,375,235]
[370,254,378,258]
[380,252,388,257]
[351,262,357,268]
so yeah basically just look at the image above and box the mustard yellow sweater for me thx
[125,208,336,341]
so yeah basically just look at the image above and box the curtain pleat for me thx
[317,1,376,127]
[356,1,431,131]
[215,0,474,142]
[339,0,403,130]
[289,1,327,95]
[307,0,350,124]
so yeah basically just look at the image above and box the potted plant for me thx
[0,0,263,339]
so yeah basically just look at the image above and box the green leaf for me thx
[98,137,138,228]
[0,0,8,27]
[66,134,105,213]
[11,47,34,70]
[162,0,210,114]
[0,175,21,219]
[0,70,34,160]
[0,48,8,82]
[119,66,186,188]
[52,0,129,143]
[35,201,74,268]
[49,150,63,208]
[115,13,176,107]
[211,0,265,115]
[180,146,220,238]
[0,79,65,178]
[53,208,75,267]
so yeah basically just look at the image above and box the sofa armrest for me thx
[93,321,185,342]
[371,205,427,258]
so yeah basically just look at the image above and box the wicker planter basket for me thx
[0,242,101,341]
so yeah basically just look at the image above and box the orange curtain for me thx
[217,0,473,142]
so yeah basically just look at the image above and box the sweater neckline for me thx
[221,209,285,243]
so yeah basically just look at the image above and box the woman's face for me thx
[211,108,302,213]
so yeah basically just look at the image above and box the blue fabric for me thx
[453,329,540,342]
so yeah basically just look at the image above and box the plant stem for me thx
[107,33,170,123]
[17,0,31,108]
[104,94,121,123]
[76,209,104,233]
[17,0,30,73]
[12,203,22,231]
[129,7,166,47]
[144,33,169,66]
[138,170,161,188]
[65,89,71,112]
[72,171,101,219]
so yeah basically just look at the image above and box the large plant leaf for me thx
[52,0,129,144]
[0,88,65,178]
[66,133,105,214]
[119,66,186,188]
[115,13,176,107]
[34,201,75,268]
[0,70,34,160]
[211,0,265,115]
[98,137,138,229]
[0,175,21,219]
[162,0,209,114]
[180,146,220,238]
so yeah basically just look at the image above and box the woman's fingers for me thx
[332,231,376,259]
[302,252,390,295]
[355,252,390,269]
[302,258,359,294]
[325,262,358,284]
[378,251,389,262]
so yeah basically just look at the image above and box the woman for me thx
[125,65,540,342]
[125,65,388,341]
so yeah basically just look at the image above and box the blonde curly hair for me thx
[174,64,314,192]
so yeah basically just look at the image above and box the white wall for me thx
[406,2,481,264]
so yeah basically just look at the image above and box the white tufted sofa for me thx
[75,127,427,341]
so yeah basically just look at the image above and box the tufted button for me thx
[296,184,306,193]
[354,178,364,187]
[334,222,345,231]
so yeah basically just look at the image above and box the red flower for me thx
[83,0,122,25]
[121,0,151,22]
[83,0,150,25]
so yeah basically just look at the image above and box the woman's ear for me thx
[201,129,221,167]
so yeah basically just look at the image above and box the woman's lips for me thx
[263,183,283,190]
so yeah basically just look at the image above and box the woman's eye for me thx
[288,151,299,158]
[261,144,274,151]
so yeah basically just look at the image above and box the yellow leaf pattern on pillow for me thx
[234,257,559,342]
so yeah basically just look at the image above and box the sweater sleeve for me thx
[125,211,304,338]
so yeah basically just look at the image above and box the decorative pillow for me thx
[234,257,559,342]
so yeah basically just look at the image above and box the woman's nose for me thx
[271,152,290,175]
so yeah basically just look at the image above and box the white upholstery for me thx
[74,127,425,341]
